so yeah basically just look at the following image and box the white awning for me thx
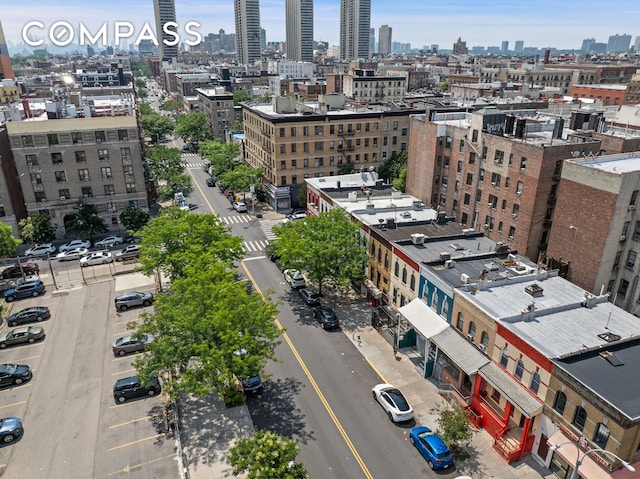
[479,362,544,418]
[431,327,491,375]
[398,298,448,338]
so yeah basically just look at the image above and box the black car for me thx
[0,417,23,444]
[3,280,45,302]
[298,288,321,307]
[6,307,51,327]
[206,177,215,187]
[0,364,32,386]
[314,306,339,330]
[242,375,263,394]
[113,376,161,403]
[1,263,39,279]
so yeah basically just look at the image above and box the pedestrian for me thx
[393,344,398,358]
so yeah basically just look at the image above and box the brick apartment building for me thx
[196,87,238,141]
[570,84,627,107]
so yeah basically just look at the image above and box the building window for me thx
[34,191,47,202]
[572,406,587,432]
[280,160,287,170]
[553,391,567,414]
[480,331,489,350]
[290,127,296,137]
[431,290,439,311]
[500,348,509,368]
[281,176,287,185]
[47,133,59,146]
[291,144,297,153]
[456,312,464,331]
[469,152,476,164]
[104,184,115,196]
[303,126,309,136]
[441,300,448,318]
[466,173,473,186]
[514,359,524,380]
[520,157,527,171]
[95,131,106,143]
[377,247,382,263]
[626,251,637,269]
[126,183,136,193]
[401,267,407,284]
[81,187,93,198]
[101,167,112,178]
[30,173,42,185]
[75,151,87,163]
[123,165,134,177]
[618,279,630,298]
[529,372,541,394]
[51,153,63,164]
[98,149,109,161]
[613,251,622,270]
[314,125,324,135]
[279,128,285,138]
[120,147,131,160]
[78,169,90,181]
[117,129,129,141]
[593,423,610,449]
[410,274,415,291]
[21,135,34,147]
[516,181,523,195]
[394,261,399,277]
[54,171,67,182]
[25,154,38,166]
[58,189,70,199]
[491,389,501,403]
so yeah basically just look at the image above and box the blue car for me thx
[409,426,454,470]
[0,416,23,444]
[3,280,46,302]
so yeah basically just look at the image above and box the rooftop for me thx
[568,153,640,174]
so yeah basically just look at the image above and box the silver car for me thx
[114,291,154,312]
[112,334,155,356]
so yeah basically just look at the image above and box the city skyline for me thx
[2,0,639,53]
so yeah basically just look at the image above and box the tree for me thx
[132,262,280,400]
[392,165,407,192]
[138,88,149,100]
[156,173,193,200]
[377,150,407,184]
[438,81,450,91]
[134,79,146,89]
[138,208,244,281]
[162,99,181,112]
[19,213,56,244]
[175,112,212,144]
[130,59,152,77]
[272,208,369,294]
[64,199,108,241]
[141,113,175,142]
[119,206,149,233]
[228,431,308,479]
[219,164,263,194]
[233,89,250,106]
[200,140,241,177]
[338,162,357,175]
[146,145,184,180]
[0,223,21,258]
[259,92,273,103]
[297,182,307,208]
[229,120,244,132]
[138,102,153,116]
[436,407,475,454]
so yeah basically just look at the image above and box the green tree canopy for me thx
[436,407,475,453]
[273,208,369,294]
[138,208,244,280]
[228,431,307,479]
[132,262,280,400]
[137,88,148,99]
[134,79,146,89]
[392,165,407,192]
[175,112,212,144]
[146,145,184,180]
[155,173,193,200]
[141,113,175,142]
[377,150,407,184]
[130,59,152,77]
[19,213,56,244]
[338,162,357,175]
[200,140,241,177]
[162,99,181,112]
[219,164,263,193]
[229,120,244,132]
[119,206,149,233]
[64,199,108,241]
[233,89,250,106]
[0,223,21,257]
[138,102,153,116]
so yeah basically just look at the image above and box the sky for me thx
[2,0,639,52]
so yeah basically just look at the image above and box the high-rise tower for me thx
[0,20,15,80]
[235,0,262,65]
[153,0,178,62]
[286,0,314,62]
[378,25,392,55]
[340,0,371,60]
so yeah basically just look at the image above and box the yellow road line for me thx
[108,416,152,429]
[187,169,217,215]
[364,357,388,384]
[107,454,175,476]
[112,368,137,376]
[107,434,163,451]
[240,263,374,479]
[0,401,26,410]
[8,354,40,362]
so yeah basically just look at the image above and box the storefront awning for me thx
[364,279,384,299]
[431,328,490,375]
[398,298,448,338]
[547,430,612,479]
[479,362,543,418]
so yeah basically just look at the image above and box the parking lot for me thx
[0,274,176,478]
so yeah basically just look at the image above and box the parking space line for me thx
[111,368,137,376]
[0,400,26,410]
[4,383,32,391]
[108,416,151,429]
[113,330,132,336]
[107,433,163,451]
[8,354,41,362]
[113,319,139,326]
[112,355,138,362]
[107,454,175,476]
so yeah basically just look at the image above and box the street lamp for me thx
[549,438,635,479]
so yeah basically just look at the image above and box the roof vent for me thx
[599,350,624,366]
[450,243,465,251]
[462,228,476,236]
[597,332,621,343]
[525,283,544,297]
[411,233,425,245]
[366,203,375,213]
[440,252,451,260]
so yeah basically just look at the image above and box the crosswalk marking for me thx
[221,215,252,224]
[185,162,207,168]
[259,219,284,241]
[243,239,270,253]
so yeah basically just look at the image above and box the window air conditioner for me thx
[41,198,47,203]
[512,213,518,219]
[620,235,626,242]
[479,344,487,352]
[59,196,66,200]
[467,333,475,341]
[27,162,33,167]
[508,235,514,241]
[629,205,636,211]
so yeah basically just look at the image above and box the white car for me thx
[56,248,90,261]
[24,243,56,257]
[372,383,414,423]
[80,252,113,267]
[233,201,248,213]
[283,269,305,289]
[283,211,307,223]
[58,239,91,252]
[94,236,123,248]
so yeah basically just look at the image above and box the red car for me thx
[1,263,39,279]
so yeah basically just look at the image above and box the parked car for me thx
[0,263,39,279]
[113,376,161,403]
[115,245,141,262]
[0,326,45,348]
[58,239,91,252]
[284,269,305,289]
[4,280,45,302]
[94,236,123,248]
[127,235,143,244]
[24,243,56,257]
[0,364,32,386]
[6,306,51,326]
[409,426,454,470]
[233,201,248,213]
[80,252,113,267]
[0,417,23,443]
[114,291,154,312]
[298,288,321,307]
[314,307,339,329]
[372,383,414,423]
[112,334,155,356]
[283,210,307,223]
[241,374,264,394]
[56,248,90,261]
[206,177,215,187]
[0,278,22,294]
